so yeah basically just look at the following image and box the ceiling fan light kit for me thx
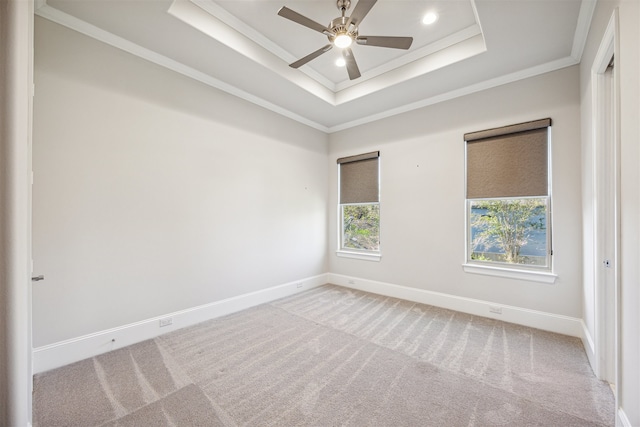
[334,33,353,48]
[278,0,414,80]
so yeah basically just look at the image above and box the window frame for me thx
[336,152,381,262]
[463,120,557,283]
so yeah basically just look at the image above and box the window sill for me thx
[462,263,557,284]
[336,250,381,262]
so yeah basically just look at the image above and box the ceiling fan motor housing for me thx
[328,16,358,45]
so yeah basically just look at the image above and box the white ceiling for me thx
[35,0,595,132]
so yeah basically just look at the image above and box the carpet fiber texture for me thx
[33,284,615,426]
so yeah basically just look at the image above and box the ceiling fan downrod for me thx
[331,0,357,48]
[337,0,351,15]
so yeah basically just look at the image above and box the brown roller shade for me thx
[338,152,380,204]
[464,118,551,142]
[466,121,550,199]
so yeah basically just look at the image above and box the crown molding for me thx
[571,0,598,61]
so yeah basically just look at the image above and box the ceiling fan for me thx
[277,0,413,80]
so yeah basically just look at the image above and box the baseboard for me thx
[581,320,597,373]
[618,407,631,427]
[32,274,328,374]
[33,272,586,373]
[327,273,583,337]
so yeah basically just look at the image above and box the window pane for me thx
[469,198,548,267]
[342,204,380,251]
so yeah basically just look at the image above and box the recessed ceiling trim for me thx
[185,0,485,96]
[335,33,486,105]
[169,0,336,105]
[189,0,337,90]
[469,0,485,43]
[34,2,330,132]
[175,0,487,105]
[334,24,482,92]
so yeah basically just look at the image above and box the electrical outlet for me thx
[159,317,173,327]
[296,282,303,289]
[489,306,502,315]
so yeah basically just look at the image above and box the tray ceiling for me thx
[36,0,594,132]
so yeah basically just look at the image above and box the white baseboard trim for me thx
[581,320,597,373]
[328,273,583,337]
[618,408,631,427]
[32,274,328,374]
[33,273,587,373]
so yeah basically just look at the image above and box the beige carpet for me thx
[33,284,615,426]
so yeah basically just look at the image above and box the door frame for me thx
[591,9,620,391]
[1,0,34,424]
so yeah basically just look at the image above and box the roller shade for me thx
[338,151,379,204]
[466,119,550,199]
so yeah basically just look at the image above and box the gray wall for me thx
[32,17,329,347]
[329,66,582,318]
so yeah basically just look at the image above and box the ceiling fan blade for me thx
[356,36,413,50]
[290,44,333,69]
[278,6,331,35]
[342,48,361,80]
[347,0,377,27]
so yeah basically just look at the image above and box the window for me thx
[465,119,552,271]
[337,151,380,260]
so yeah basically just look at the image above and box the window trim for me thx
[464,119,554,278]
[336,250,382,262]
[337,152,381,259]
[462,263,557,284]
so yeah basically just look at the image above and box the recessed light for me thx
[336,58,346,67]
[422,12,438,25]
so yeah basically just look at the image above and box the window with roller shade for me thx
[337,151,380,255]
[465,119,552,270]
